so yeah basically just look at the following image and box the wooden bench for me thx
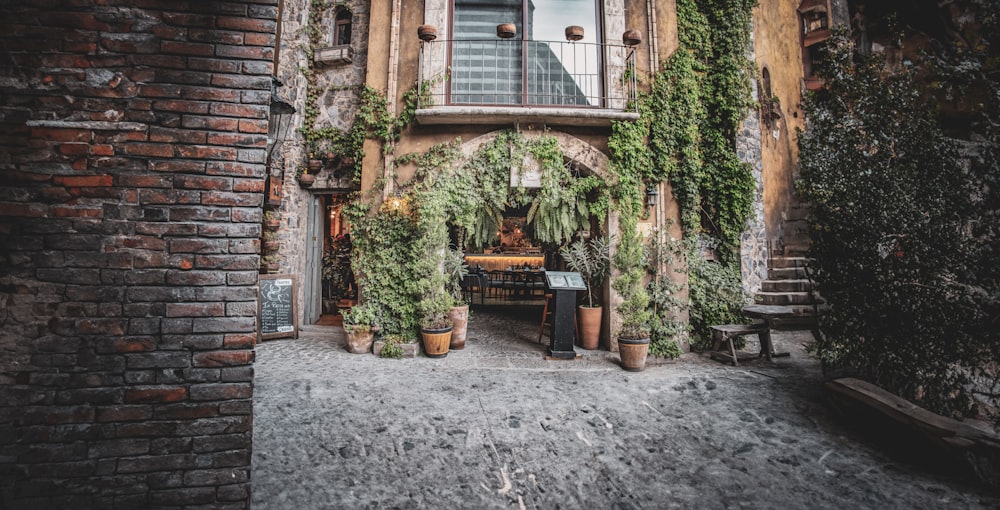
[826,377,1000,487]
[709,323,768,366]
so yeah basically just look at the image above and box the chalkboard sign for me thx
[259,274,297,341]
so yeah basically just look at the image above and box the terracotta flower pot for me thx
[496,23,516,39]
[308,159,323,173]
[298,173,315,187]
[622,29,642,47]
[345,327,374,354]
[418,24,438,42]
[618,337,650,371]
[565,25,584,41]
[577,305,602,350]
[421,326,452,358]
[448,305,469,349]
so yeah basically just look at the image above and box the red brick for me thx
[237,119,267,134]
[166,303,225,318]
[90,144,114,156]
[51,205,102,218]
[223,334,255,349]
[160,40,215,57]
[215,44,273,61]
[30,127,90,142]
[192,351,253,368]
[244,32,275,46]
[209,103,267,119]
[53,175,113,187]
[156,403,220,420]
[201,191,261,207]
[216,16,275,33]
[119,174,172,188]
[59,142,90,156]
[182,115,238,131]
[189,383,251,401]
[175,146,237,161]
[122,143,175,158]
[206,133,266,148]
[124,387,188,404]
[175,175,231,191]
[153,99,210,114]
[232,179,265,193]
[96,405,152,422]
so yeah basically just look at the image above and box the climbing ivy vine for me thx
[608,0,758,347]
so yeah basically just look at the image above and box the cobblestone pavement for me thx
[252,306,999,509]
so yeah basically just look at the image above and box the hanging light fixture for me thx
[646,186,659,207]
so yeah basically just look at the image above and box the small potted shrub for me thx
[341,303,378,354]
[560,235,611,349]
[444,248,470,349]
[418,294,454,358]
[614,225,652,371]
[297,166,315,187]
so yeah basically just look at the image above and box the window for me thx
[334,8,352,46]
[450,0,601,106]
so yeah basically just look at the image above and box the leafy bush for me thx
[686,244,748,350]
[799,34,998,422]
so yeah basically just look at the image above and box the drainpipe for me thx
[382,0,403,199]
[647,0,659,74]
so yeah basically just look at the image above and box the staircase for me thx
[754,255,823,330]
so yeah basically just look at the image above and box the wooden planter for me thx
[565,25,584,41]
[618,337,650,371]
[448,305,469,350]
[420,326,452,358]
[577,305,602,350]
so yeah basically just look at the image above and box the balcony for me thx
[416,39,639,127]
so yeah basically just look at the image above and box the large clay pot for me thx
[345,327,374,354]
[496,23,516,39]
[565,25,584,41]
[577,305,602,350]
[298,173,315,187]
[618,337,650,371]
[448,305,469,349]
[420,326,452,358]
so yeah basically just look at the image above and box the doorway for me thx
[304,192,353,326]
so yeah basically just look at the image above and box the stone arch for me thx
[457,130,614,185]
[456,129,622,350]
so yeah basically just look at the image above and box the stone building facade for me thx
[0,1,277,508]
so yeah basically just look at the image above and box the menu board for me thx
[544,271,587,291]
[259,275,297,341]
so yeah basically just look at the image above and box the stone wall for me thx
[0,1,277,508]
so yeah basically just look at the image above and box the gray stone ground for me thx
[252,306,999,509]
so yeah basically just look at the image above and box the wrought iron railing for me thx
[418,39,637,112]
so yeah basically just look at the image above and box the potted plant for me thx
[444,248,471,349]
[297,166,315,187]
[496,23,516,39]
[560,236,611,350]
[419,293,453,358]
[613,223,652,371]
[341,303,378,354]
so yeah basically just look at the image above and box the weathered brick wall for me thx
[0,1,276,508]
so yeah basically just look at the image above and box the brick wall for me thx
[0,1,276,508]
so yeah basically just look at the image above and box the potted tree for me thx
[559,235,611,349]
[444,248,471,350]
[613,224,652,371]
[341,303,378,354]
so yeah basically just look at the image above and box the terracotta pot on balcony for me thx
[418,24,437,42]
[298,172,315,187]
[496,23,516,39]
[307,159,323,173]
[622,29,642,47]
[565,25,584,42]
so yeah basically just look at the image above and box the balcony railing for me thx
[417,38,637,121]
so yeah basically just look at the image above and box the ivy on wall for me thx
[608,0,758,347]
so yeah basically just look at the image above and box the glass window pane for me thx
[527,0,599,105]
[452,0,522,105]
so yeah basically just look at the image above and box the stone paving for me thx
[251,306,1000,509]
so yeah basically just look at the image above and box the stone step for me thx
[768,256,811,269]
[782,243,812,257]
[762,279,814,292]
[768,267,808,280]
[755,291,820,306]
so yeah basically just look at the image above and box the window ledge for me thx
[415,106,639,127]
[313,45,352,66]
